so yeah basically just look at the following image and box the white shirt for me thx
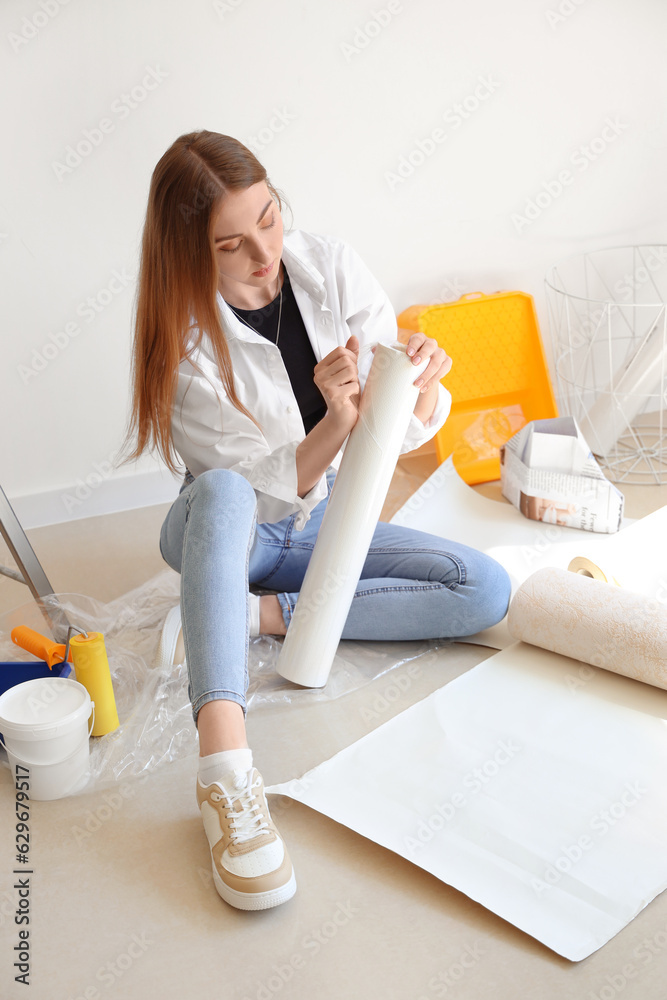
[171,228,452,529]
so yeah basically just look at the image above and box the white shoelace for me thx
[224,769,271,844]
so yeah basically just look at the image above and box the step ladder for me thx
[0,485,70,640]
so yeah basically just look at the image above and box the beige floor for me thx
[1,453,667,1000]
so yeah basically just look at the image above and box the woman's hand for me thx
[295,335,361,497]
[403,332,452,392]
[400,330,452,425]
[313,335,361,435]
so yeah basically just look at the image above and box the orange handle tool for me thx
[10,626,73,669]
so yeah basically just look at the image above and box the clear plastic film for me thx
[0,568,451,794]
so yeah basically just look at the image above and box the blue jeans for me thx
[159,467,511,724]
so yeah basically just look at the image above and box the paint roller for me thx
[276,341,430,688]
[67,632,119,737]
[11,626,73,670]
[11,625,119,736]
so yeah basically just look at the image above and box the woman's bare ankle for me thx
[259,595,287,635]
[197,700,248,755]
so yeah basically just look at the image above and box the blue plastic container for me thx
[0,660,71,698]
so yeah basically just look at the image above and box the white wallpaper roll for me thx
[507,566,667,689]
[276,342,429,687]
[578,317,667,456]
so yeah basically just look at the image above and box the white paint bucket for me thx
[0,677,94,800]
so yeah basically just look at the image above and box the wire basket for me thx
[545,246,667,484]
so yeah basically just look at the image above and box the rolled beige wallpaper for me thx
[507,566,667,689]
[276,341,429,688]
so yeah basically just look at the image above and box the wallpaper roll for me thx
[578,317,667,456]
[276,342,430,688]
[507,566,667,689]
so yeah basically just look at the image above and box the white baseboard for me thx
[7,467,183,530]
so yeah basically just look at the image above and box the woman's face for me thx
[211,181,284,305]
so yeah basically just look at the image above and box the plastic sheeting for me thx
[0,569,452,794]
[4,457,663,803]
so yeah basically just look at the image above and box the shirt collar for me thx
[281,230,327,303]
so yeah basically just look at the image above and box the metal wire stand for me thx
[545,245,667,484]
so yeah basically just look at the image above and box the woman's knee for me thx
[190,468,257,524]
[468,554,512,630]
[159,469,257,573]
[159,491,188,573]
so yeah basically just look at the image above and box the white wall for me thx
[2,0,666,526]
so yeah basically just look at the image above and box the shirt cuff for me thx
[244,440,328,528]
[400,385,452,455]
[291,474,328,530]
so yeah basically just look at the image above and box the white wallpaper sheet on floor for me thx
[269,462,667,961]
[269,639,667,961]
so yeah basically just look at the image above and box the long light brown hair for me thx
[122,130,284,474]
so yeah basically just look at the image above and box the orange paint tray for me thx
[398,291,558,484]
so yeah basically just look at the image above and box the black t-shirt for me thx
[226,268,327,434]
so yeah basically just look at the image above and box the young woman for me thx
[126,130,511,914]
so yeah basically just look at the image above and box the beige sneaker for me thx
[196,766,296,911]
